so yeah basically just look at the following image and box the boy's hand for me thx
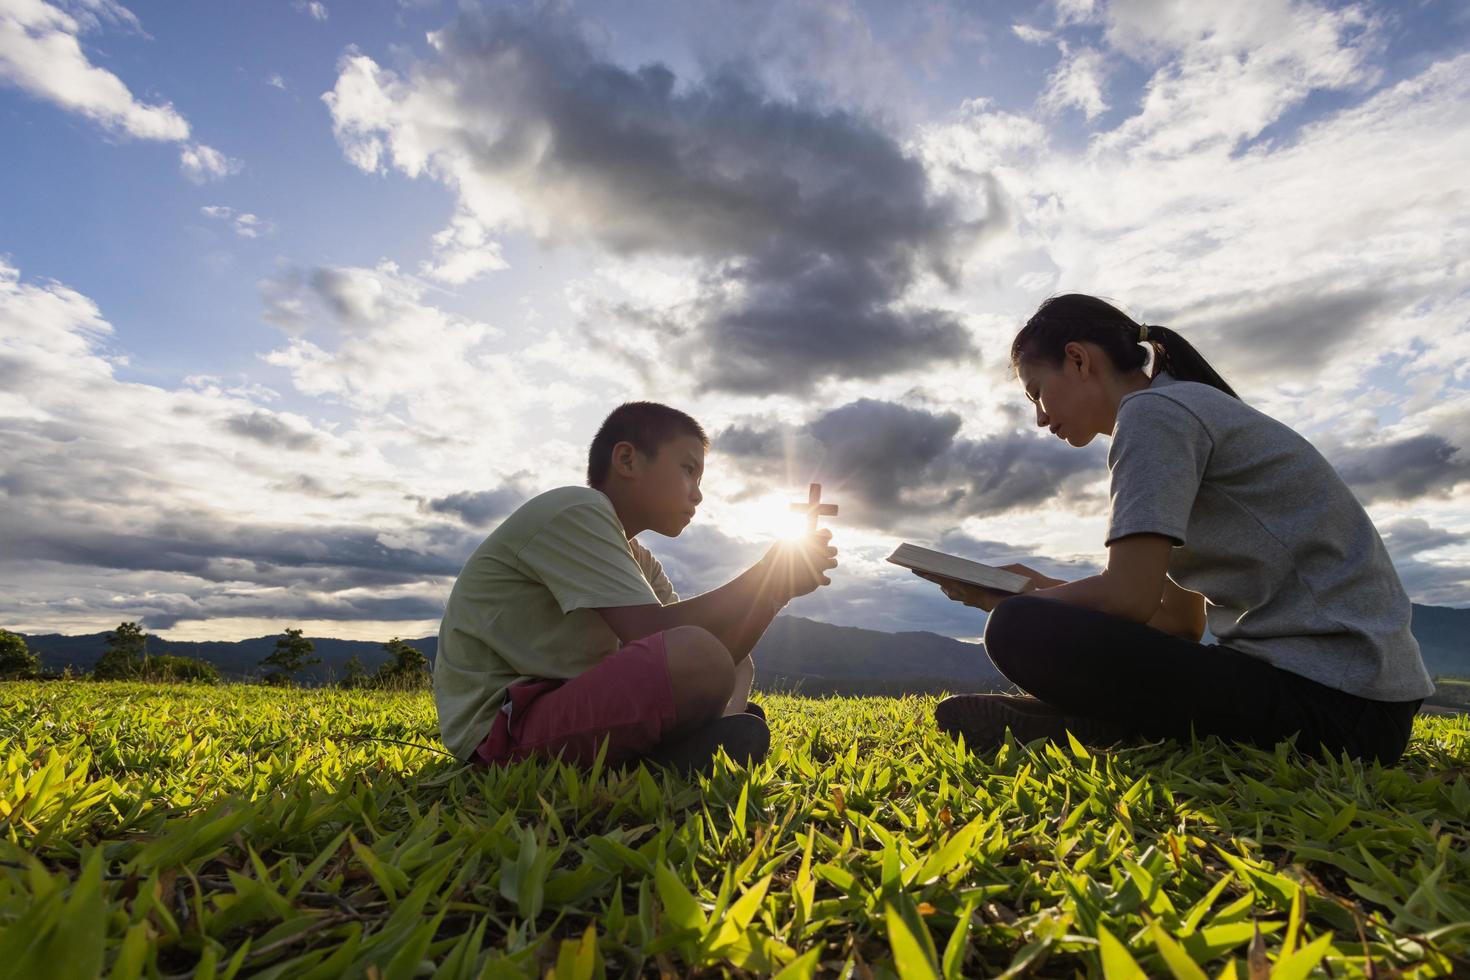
[763,529,838,602]
[913,569,1035,612]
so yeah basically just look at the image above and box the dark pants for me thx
[983,596,1421,765]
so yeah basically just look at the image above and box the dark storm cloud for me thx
[717,398,1103,527]
[1376,520,1470,607]
[1379,518,1468,562]
[222,412,320,450]
[1330,433,1470,504]
[423,487,525,527]
[123,591,448,631]
[1,509,472,591]
[362,9,985,392]
[1162,281,1402,376]
[272,474,357,500]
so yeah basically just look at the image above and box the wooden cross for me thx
[790,483,839,532]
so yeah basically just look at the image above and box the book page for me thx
[886,543,1031,594]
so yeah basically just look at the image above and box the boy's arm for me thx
[595,531,836,662]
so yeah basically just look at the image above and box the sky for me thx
[2,0,1469,644]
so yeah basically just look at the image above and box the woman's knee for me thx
[982,595,1049,667]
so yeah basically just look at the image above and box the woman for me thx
[918,294,1432,764]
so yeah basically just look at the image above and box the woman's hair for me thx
[1010,293,1238,399]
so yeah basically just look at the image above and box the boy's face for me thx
[635,434,706,536]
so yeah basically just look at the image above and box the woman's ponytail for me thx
[1140,324,1238,399]
[1012,294,1239,400]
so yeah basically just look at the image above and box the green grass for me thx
[2,683,1468,978]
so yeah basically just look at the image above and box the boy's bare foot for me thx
[643,713,770,776]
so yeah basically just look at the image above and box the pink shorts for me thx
[473,632,679,768]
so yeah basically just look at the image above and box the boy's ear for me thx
[609,440,640,480]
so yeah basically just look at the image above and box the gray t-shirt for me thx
[1107,373,1433,702]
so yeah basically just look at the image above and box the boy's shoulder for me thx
[493,486,617,541]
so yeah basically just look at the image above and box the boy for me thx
[434,401,838,773]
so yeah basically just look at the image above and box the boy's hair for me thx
[587,402,709,488]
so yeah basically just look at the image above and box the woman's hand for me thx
[913,570,1032,612]
[994,563,1066,590]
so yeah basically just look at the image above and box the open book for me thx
[886,543,1032,594]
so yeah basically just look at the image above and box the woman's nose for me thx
[1034,404,1048,427]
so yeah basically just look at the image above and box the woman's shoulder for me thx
[1122,375,1254,422]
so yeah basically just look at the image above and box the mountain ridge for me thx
[15,603,1468,696]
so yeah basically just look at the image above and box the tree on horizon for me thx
[260,628,320,686]
[372,638,430,690]
[0,630,39,680]
[94,622,148,680]
[340,654,369,690]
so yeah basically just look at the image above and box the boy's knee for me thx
[665,626,734,715]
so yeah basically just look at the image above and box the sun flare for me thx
[745,493,817,541]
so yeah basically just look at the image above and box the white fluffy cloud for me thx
[201,205,272,238]
[0,257,562,635]
[0,0,187,139]
[0,0,239,179]
[180,143,242,183]
[1039,43,1109,120]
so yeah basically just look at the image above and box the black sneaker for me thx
[743,702,766,721]
[644,713,771,775]
[934,694,1126,750]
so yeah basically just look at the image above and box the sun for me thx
[743,493,814,541]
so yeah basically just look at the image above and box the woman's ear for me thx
[1063,341,1089,376]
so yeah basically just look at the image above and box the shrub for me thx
[0,630,40,680]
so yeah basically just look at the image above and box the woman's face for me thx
[1016,345,1105,448]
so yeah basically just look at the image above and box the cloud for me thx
[1096,0,1382,157]
[1378,518,1470,607]
[221,411,320,450]
[716,398,1104,528]
[266,73,286,90]
[1040,43,1109,120]
[421,211,508,284]
[323,8,988,393]
[258,261,550,450]
[1330,434,1470,505]
[421,478,531,527]
[0,1,237,179]
[1157,280,1408,377]
[1012,24,1052,45]
[294,1,327,21]
[201,205,273,238]
[180,143,242,183]
[0,257,507,632]
[0,0,187,140]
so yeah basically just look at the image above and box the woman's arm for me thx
[916,536,1200,637]
[1145,578,1207,641]
[1029,533,1174,621]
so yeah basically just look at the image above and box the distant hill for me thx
[18,616,1003,694]
[15,603,1468,695]
[1409,604,1470,680]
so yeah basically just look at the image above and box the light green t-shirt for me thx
[433,486,678,760]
